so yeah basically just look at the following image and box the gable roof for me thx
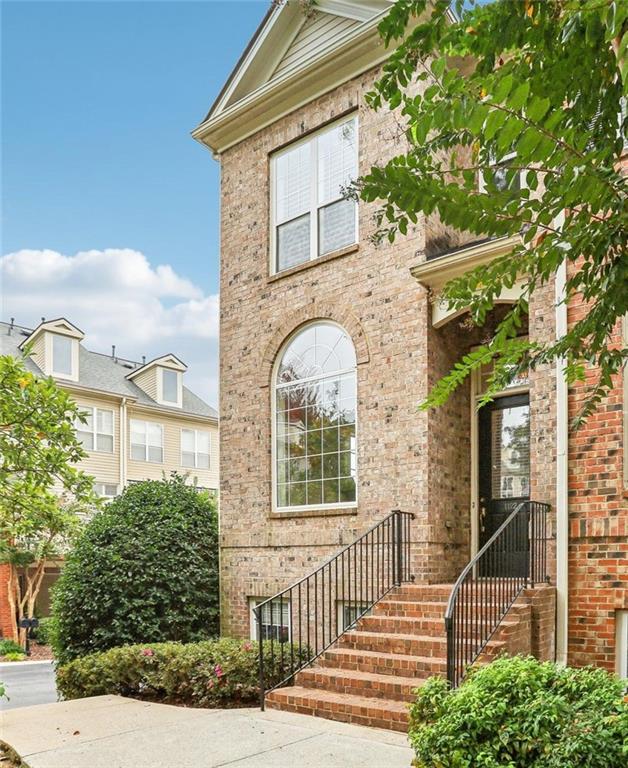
[18,317,84,349]
[193,0,395,154]
[126,353,188,381]
[1,321,217,421]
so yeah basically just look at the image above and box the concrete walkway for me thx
[0,695,413,768]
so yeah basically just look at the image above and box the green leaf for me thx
[527,96,550,122]
[507,81,530,111]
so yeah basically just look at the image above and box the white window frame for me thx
[180,428,211,469]
[616,611,628,680]
[269,115,359,275]
[479,151,526,195]
[93,482,119,499]
[75,406,115,453]
[130,419,164,463]
[157,367,182,408]
[249,597,292,642]
[271,322,358,514]
[46,332,79,381]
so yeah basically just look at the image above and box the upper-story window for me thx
[271,116,358,274]
[52,334,74,377]
[161,369,180,405]
[181,428,210,469]
[130,419,163,463]
[274,322,357,511]
[75,407,114,453]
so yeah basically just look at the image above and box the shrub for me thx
[409,656,628,768]
[52,476,219,663]
[56,638,307,708]
[32,617,54,646]
[0,639,25,656]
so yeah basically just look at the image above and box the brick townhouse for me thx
[193,0,626,729]
[0,317,218,639]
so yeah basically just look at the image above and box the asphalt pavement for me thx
[0,660,57,711]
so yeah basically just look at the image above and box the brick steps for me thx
[265,686,410,732]
[296,666,425,702]
[264,582,528,732]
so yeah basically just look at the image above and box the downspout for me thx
[120,397,128,489]
[555,245,569,665]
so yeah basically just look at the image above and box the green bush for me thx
[32,617,54,646]
[56,638,307,707]
[2,652,25,662]
[52,476,219,663]
[409,656,627,768]
[0,639,25,656]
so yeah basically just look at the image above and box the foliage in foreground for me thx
[409,656,628,768]
[56,639,307,708]
[360,0,627,426]
[0,353,95,644]
[52,476,219,663]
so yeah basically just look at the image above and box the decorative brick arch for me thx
[260,302,370,388]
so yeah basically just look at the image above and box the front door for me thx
[478,393,530,576]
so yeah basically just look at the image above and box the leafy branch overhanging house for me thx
[193,0,627,731]
[0,317,218,636]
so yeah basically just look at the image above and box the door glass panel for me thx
[490,404,530,499]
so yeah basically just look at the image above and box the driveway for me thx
[0,661,57,710]
[0,695,413,768]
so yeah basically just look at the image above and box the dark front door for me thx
[478,393,530,576]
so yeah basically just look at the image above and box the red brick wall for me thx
[0,564,15,639]
[567,296,627,671]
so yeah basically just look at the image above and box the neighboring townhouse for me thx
[0,317,218,630]
[193,0,626,730]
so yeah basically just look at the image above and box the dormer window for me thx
[162,369,179,404]
[52,335,73,377]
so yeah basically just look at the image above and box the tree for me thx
[358,0,627,425]
[0,353,95,645]
[52,476,220,663]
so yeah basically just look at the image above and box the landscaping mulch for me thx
[26,643,54,662]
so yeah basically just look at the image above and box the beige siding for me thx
[30,333,46,373]
[126,407,219,490]
[132,368,158,400]
[272,12,360,80]
[72,394,121,486]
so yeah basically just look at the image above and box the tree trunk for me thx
[6,564,19,643]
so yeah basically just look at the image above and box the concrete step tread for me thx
[267,685,410,715]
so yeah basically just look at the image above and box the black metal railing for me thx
[444,500,550,688]
[254,509,415,709]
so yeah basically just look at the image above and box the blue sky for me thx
[1,0,268,404]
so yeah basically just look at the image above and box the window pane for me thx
[490,405,530,499]
[97,409,113,434]
[130,420,145,441]
[148,445,163,463]
[197,431,210,454]
[289,482,306,506]
[197,452,210,469]
[131,443,145,461]
[277,213,310,272]
[317,119,357,205]
[181,429,195,452]
[147,423,162,447]
[275,142,310,223]
[77,430,94,450]
[339,477,356,503]
[182,451,196,468]
[96,434,113,452]
[306,480,322,505]
[104,484,118,497]
[52,335,72,375]
[162,369,179,403]
[318,198,356,256]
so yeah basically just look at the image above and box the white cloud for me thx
[0,248,219,406]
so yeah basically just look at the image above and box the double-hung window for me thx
[249,597,291,642]
[75,407,114,452]
[130,419,163,463]
[52,335,73,377]
[181,428,210,469]
[271,116,358,274]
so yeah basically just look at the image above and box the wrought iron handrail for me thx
[254,509,415,709]
[444,500,550,688]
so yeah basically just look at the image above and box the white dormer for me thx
[126,354,187,408]
[19,318,84,382]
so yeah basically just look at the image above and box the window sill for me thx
[267,243,359,283]
[270,506,358,520]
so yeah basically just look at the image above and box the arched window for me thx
[274,322,357,510]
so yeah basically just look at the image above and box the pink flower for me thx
[214,664,224,678]
[243,642,252,652]
[141,648,154,657]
